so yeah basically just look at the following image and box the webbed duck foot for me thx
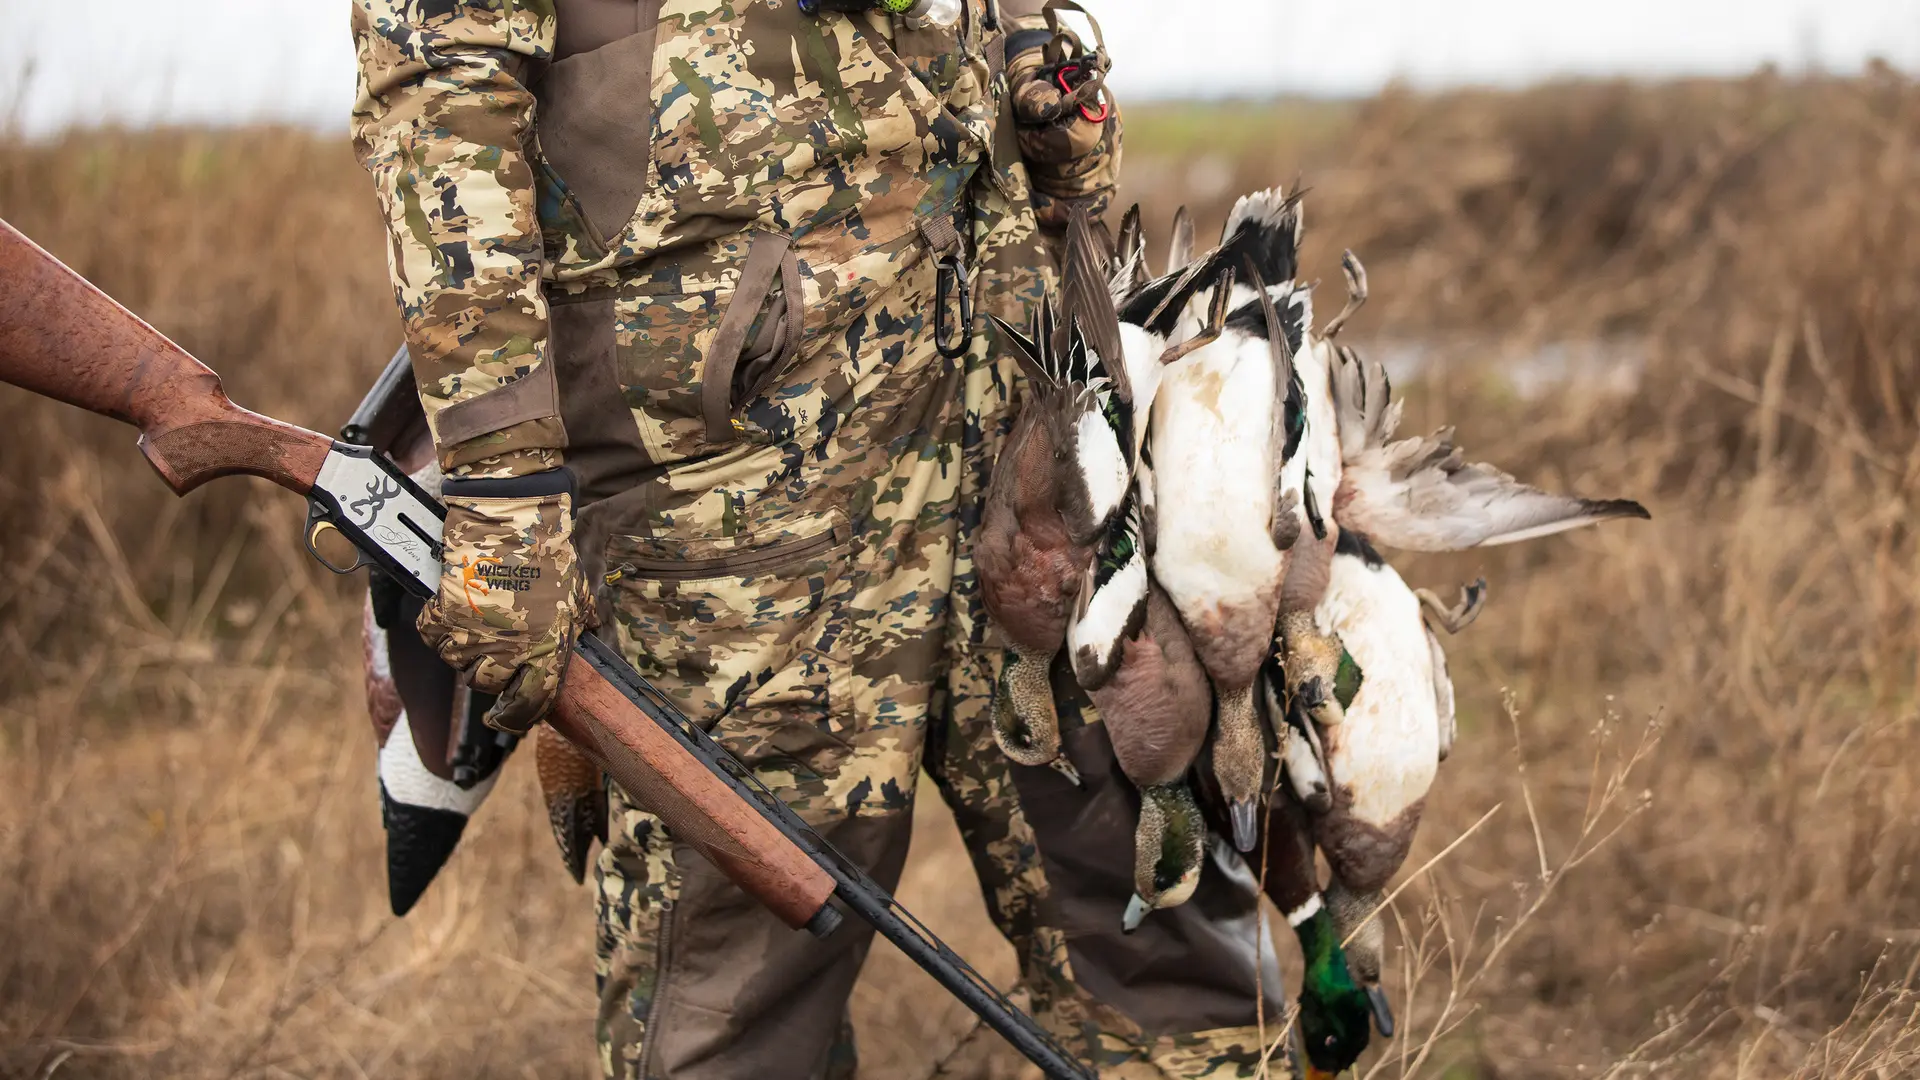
[1417,577,1488,635]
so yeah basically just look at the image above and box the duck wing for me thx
[535,723,609,884]
[1062,205,1131,406]
[1330,346,1649,551]
[1113,203,1148,299]
[1166,205,1195,275]
[1120,186,1304,341]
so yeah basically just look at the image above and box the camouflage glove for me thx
[418,468,585,735]
[1006,0,1121,230]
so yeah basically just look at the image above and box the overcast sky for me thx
[6,0,1918,137]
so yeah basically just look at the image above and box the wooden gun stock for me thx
[0,214,1093,1079]
[0,218,331,496]
[549,655,838,931]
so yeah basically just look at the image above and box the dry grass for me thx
[5,69,1920,1078]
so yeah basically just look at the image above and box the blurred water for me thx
[1371,335,1646,399]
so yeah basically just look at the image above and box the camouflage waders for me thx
[354,1,1291,1076]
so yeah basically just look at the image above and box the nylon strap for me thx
[703,232,796,443]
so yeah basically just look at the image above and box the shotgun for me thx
[0,217,1094,1080]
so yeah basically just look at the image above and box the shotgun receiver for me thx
[0,218,1094,1080]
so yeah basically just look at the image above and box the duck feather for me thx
[1329,346,1651,551]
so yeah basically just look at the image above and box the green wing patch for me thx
[1334,647,1364,711]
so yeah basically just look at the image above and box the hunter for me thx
[351,1,1285,1075]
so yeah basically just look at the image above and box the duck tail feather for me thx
[1222,186,1305,293]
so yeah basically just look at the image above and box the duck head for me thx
[1327,881,1396,1039]
[1210,682,1268,852]
[1122,781,1206,932]
[1292,901,1375,1075]
[1277,561,1360,730]
[991,647,1067,768]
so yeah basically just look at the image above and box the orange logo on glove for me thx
[459,555,501,613]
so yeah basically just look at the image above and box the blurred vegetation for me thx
[6,68,1920,1078]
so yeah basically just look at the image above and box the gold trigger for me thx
[305,519,364,574]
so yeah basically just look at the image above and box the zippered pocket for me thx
[604,518,851,583]
[600,511,857,732]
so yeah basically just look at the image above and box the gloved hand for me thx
[418,468,586,734]
[1006,0,1122,230]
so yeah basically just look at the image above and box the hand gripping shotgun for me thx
[0,218,1094,1080]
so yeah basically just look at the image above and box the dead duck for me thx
[1304,529,1480,1037]
[1193,696,1374,1080]
[982,213,1142,782]
[1276,252,1369,732]
[1262,770,1377,1080]
[365,588,514,916]
[361,455,522,916]
[1302,343,1647,1022]
[534,724,609,884]
[978,302,1087,781]
[1328,343,1651,551]
[1084,567,1212,931]
[1133,187,1310,852]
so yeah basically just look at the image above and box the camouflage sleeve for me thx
[998,0,1048,30]
[351,0,563,479]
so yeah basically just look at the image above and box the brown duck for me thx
[979,300,1092,782]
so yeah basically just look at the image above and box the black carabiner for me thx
[934,253,974,360]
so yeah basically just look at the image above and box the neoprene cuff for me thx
[439,466,578,500]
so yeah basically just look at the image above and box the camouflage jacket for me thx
[352,0,1052,482]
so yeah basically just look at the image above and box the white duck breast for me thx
[1069,540,1150,687]
[1314,552,1442,827]
[379,709,500,816]
[1149,320,1287,643]
[1074,400,1131,529]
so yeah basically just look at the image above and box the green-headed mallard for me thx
[1303,528,1477,1035]
[1301,342,1647,1024]
[1226,692,1375,1079]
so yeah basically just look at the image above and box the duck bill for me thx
[1122,893,1150,934]
[1366,984,1396,1038]
[1229,797,1260,853]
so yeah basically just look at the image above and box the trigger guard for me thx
[305,516,367,575]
